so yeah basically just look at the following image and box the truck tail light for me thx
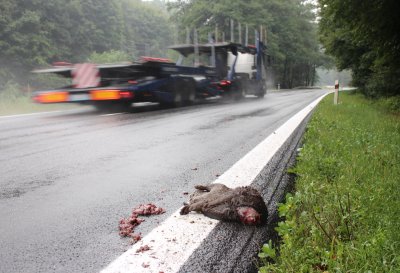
[90,90,121,100]
[119,91,134,99]
[34,92,68,103]
[90,90,134,100]
[219,80,231,86]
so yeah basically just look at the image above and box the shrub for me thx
[376,96,400,114]
[0,81,24,102]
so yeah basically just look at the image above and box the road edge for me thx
[177,102,316,273]
[100,92,329,273]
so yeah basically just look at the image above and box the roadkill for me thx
[180,183,268,225]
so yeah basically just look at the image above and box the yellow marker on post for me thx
[334,80,339,104]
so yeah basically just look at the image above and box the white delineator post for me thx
[334,80,339,104]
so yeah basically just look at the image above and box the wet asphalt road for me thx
[0,89,327,273]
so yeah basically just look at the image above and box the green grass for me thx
[0,82,78,116]
[259,92,400,272]
[0,95,79,116]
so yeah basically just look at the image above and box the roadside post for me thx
[334,80,339,104]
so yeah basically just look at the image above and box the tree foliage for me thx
[121,0,174,58]
[0,0,328,90]
[168,0,325,88]
[0,0,174,87]
[318,0,400,97]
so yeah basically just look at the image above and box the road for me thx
[0,89,327,273]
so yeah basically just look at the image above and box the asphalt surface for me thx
[0,89,327,273]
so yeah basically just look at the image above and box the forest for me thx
[0,0,327,93]
[168,0,328,89]
[0,0,174,89]
[319,0,400,97]
[2,0,399,98]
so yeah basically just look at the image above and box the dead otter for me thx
[180,183,268,225]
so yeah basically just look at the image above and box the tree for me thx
[0,0,175,88]
[318,0,400,97]
[168,0,325,88]
[121,0,175,58]
[0,0,125,84]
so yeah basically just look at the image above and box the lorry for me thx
[32,37,267,111]
[32,58,219,111]
[169,40,267,100]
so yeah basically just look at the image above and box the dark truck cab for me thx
[169,39,268,100]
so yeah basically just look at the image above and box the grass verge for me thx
[0,82,78,116]
[259,92,400,272]
[0,96,79,116]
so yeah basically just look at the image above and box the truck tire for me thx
[233,74,249,100]
[160,77,184,108]
[183,79,196,105]
[256,93,265,98]
[172,88,183,107]
[256,82,266,98]
[172,78,186,107]
[233,81,245,100]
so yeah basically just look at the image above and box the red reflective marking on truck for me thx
[72,63,100,88]
[119,91,134,99]
[90,90,121,100]
[52,61,72,66]
[219,80,231,86]
[140,56,172,63]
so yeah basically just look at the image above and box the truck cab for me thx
[169,40,267,100]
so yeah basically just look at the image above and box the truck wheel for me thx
[236,88,246,100]
[172,89,183,107]
[161,78,184,108]
[233,82,245,100]
[232,75,249,100]
[256,93,265,98]
[183,79,196,105]
[172,78,184,107]
[256,83,266,98]
[163,78,185,107]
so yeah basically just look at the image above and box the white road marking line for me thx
[100,93,329,273]
[100,113,125,117]
[0,110,69,119]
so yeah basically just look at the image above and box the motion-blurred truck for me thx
[32,36,267,111]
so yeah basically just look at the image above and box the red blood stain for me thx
[136,245,151,253]
[119,203,166,241]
